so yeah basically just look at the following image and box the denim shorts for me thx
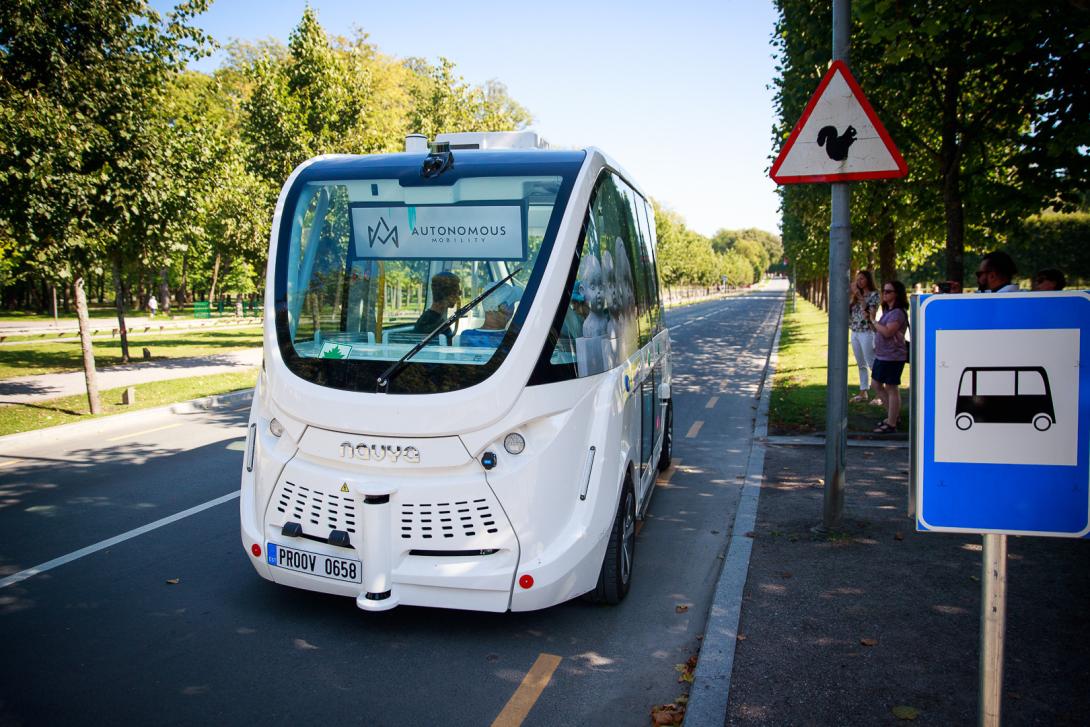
[872,358,906,386]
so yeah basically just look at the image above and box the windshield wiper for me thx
[376,267,523,392]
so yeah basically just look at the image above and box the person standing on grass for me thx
[848,270,881,405]
[872,280,909,434]
[148,294,158,318]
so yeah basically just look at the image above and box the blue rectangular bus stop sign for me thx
[914,291,1090,537]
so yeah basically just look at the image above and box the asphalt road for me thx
[0,283,786,727]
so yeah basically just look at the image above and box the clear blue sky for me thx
[158,0,782,237]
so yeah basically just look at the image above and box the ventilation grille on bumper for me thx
[400,499,499,541]
[277,482,357,535]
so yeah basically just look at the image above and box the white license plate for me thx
[267,542,361,583]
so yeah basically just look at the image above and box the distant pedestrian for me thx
[848,270,881,405]
[872,280,909,434]
[1032,268,1066,291]
[147,294,158,318]
[976,251,1020,293]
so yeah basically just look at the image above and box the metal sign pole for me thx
[979,533,1007,727]
[822,0,851,530]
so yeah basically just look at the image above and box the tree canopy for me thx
[773,0,1089,299]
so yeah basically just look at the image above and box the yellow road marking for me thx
[105,423,182,443]
[491,653,562,727]
[686,420,703,438]
[705,396,719,409]
[657,458,681,486]
[0,459,18,468]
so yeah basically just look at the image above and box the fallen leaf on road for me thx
[675,604,689,614]
[675,655,698,684]
[860,638,878,647]
[745,531,756,538]
[891,705,919,720]
[894,532,904,541]
[777,571,793,579]
[650,703,685,726]
[165,578,180,585]
[736,634,747,641]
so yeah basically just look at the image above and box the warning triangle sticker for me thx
[770,60,907,184]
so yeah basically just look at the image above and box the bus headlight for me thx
[503,432,525,455]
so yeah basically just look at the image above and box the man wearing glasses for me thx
[976,251,1020,293]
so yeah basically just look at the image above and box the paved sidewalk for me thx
[0,348,262,406]
[718,442,1090,725]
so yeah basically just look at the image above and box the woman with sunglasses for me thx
[872,280,909,433]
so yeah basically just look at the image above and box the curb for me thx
[0,388,254,452]
[684,295,784,726]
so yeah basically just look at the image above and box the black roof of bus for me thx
[293,149,588,186]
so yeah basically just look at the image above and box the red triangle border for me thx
[770,60,908,184]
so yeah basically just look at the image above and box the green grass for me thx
[0,328,262,379]
[0,369,258,437]
[770,297,910,434]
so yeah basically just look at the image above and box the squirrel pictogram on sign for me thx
[816,125,857,161]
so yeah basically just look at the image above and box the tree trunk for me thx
[878,215,897,285]
[74,275,101,415]
[209,252,222,303]
[941,49,966,286]
[112,256,131,363]
[159,266,171,315]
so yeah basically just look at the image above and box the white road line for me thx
[0,490,240,590]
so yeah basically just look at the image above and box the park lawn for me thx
[770,296,910,434]
[0,369,258,437]
[0,328,263,379]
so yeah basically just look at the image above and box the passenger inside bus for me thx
[413,271,462,345]
[460,284,522,347]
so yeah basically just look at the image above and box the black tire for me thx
[657,399,673,473]
[588,478,636,605]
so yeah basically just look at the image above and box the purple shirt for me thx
[874,308,907,361]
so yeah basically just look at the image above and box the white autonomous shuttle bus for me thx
[241,131,672,612]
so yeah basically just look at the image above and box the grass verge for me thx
[770,296,909,434]
[0,329,262,379]
[0,369,257,437]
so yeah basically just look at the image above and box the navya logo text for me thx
[368,218,398,248]
[340,441,421,463]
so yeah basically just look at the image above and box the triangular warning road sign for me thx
[770,60,907,184]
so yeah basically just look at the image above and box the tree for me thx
[0,0,211,409]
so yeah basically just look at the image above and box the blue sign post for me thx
[915,291,1090,537]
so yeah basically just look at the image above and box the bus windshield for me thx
[274,167,575,394]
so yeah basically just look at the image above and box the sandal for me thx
[870,397,886,406]
[850,393,869,403]
[873,422,896,434]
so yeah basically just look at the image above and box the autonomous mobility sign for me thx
[350,204,525,261]
[914,291,1090,537]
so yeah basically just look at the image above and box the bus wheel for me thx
[589,478,636,605]
[1033,414,1052,431]
[657,399,673,473]
[955,414,973,431]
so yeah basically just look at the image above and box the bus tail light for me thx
[251,544,262,558]
[519,574,534,589]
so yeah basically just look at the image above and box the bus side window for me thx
[641,200,663,333]
[620,180,654,348]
